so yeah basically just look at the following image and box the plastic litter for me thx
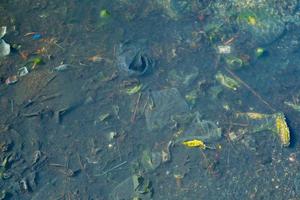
[255,47,266,58]
[140,149,161,172]
[215,71,240,90]
[18,67,29,77]
[54,64,71,71]
[217,45,231,54]
[175,112,222,144]
[145,88,189,131]
[110,174,152,200]
[275,113,290,147]
[5,75,18,85]
[0,26,10,57]
[225,56,244,70]
[32,33,42,40]
[235,112,290,147]
[167,66,199,89]
[206,0,300,45]
[99,9,110,18]
[126,84,142,95]
[116,40,154,76]
[182,139,207,150]
[0,26,6,38]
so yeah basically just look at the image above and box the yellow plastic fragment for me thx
[182,139,207,150]
[275,114,290,147]
[126,84,142,95]
[247,16,256,25]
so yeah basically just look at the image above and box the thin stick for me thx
[131,92,142,123]
[10,99,14,113]
[96,161,127,176]
[222,122,249,127]
[224,66,275,112]
[223,36,236,45]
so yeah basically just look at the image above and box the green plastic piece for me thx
[225,56,244,70]
[255,47,265,58]
[215,71,240,91]
[99,9,110,18]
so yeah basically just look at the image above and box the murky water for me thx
[1,0,300,199]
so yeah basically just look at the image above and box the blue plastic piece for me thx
[32,34,42,40]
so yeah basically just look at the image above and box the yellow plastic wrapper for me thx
[182,139,207,150]
[275,114,290,147]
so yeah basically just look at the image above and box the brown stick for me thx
[131,92,142,123]
[224,66,275,112]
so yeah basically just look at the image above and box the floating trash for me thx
[182,139,207,150]
[54,64,71,71]
[0,26,10,57]
[235,112,290,147]
[32,33,42,40]
[0,26,6,38]
[126,84,142,95]
[255,47,266,58]
[215,71,240,91]
[140,149,161,172]
[175,112,222,144]
[5,75,18,85]
[30,57,43,70]
[275,113,290,147]
[99,9,110,18]
[217,45,231,54]
[18,67,29,77]
[205,0,300,45]
[145,88,189,131]
[225,56,244,70]
[116,40,154,76]
[110,173,152,200]
[167,66,199,89]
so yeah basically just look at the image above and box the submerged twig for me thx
[39,93,61,103]
[131,92,142,123]
[224,66,275,112]
[95,161,127,176]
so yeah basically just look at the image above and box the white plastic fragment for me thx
[0,26,7,38]
[54,64,71,71]
[217,45,231,54]
[0,26,10,57]
[5,75,18,85]
[0,40,10,57]
[18,66,29,77]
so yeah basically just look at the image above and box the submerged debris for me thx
[275,113,290,147]
[0,26,10,57]
[235,112,290,147]
[215,71,240,90]
[5,75,18,85]
[182,139,207,150]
